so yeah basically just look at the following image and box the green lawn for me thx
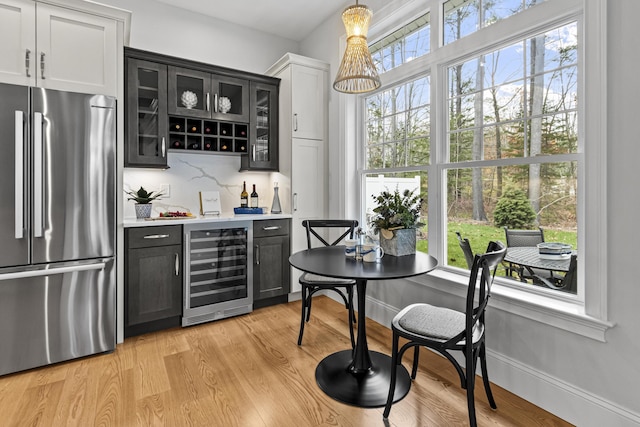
[416,221,577,271]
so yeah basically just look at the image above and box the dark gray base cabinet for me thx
[253,219,290,307]
[125,226,183,337]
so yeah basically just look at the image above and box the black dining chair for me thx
[297,220,358,348]
[503,226,550,281]
[455,231,475,270]
[383,241,507,427]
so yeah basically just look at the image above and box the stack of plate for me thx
[537,242,572,260]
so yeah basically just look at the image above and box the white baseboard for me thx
[360,294,640,427]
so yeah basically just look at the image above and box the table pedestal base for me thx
[315,350,411,407]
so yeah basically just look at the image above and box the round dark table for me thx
[289,246,438,407]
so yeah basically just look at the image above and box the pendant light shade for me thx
[333,2,381,94]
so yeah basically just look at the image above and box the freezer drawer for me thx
[0,259,115,376]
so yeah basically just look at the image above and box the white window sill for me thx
[412,268,614,342]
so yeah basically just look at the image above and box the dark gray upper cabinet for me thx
[124,47,280,171]
[169,66,250,123]
[125,57,169,168]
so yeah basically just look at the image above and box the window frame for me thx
[351,0,612,340]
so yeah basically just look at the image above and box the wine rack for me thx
[168,116,248,154]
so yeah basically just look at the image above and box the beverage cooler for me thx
[182,221,253,326]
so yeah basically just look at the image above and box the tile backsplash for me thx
[123,152,287,218]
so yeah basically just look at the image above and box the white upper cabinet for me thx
[0,0,35,86]
[0,0,120,96]
[290,64,326,140]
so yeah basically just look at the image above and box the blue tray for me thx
[233,207,266,214]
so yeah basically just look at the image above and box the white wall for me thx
[98,0,299,73]
[301,1,640,426]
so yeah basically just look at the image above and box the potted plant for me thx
[370,188,424,256]
[125,186,164,219]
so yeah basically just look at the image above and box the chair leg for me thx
[411,346,420,379]
[297,285,308,346]
[479,342,497,409]
[305,288,313,322]
[465,348,480,427]
[347,286,355,349]
[383,331,400,419]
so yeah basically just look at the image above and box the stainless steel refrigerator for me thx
[0,83,116,376]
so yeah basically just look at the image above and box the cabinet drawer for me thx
[127,225,182,248]
[253,219,290,238]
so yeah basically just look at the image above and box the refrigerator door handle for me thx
[33,112,44,238]
[0,261,106,281]
[14,111,25,239]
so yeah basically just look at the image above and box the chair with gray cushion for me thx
[383,241,507,427]
[297,220,358,348]
[503,226,550,281]
[456,231,475,270]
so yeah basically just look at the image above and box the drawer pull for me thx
[143,234,169,239]
[262,226,281,231]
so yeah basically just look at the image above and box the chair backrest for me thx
[504,227,544,247]
[462,241,507,342]
[455,232,475,270]
[302,220,359,249]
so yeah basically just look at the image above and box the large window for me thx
[360,1,582,298]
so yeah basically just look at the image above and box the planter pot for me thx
[380,228,416,256]
[134,203,152,219]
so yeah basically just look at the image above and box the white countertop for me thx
[123,213,292,228]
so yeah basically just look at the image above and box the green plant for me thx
[370,188,424,234]
[125,186,163,204]
[493,188,536,228]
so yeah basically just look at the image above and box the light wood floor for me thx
[0,296,572,426]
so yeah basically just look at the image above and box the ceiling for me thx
[150,0,347,42]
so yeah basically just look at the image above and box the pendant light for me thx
[333,1,381,94]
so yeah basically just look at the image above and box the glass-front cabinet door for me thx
[126,58,168,168]
[211,75,250,122]
[168,67,212,118]
[242,82,278,171]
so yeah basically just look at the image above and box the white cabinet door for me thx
[0,0,36,86]
[291,64,325,140]
[290,138,326,292]
[36,3,117,95]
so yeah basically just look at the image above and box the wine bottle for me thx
[250,184,258,208]
[240,182,248,207]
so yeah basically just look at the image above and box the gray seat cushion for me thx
[397,304,483,343]
[299,272,355,285]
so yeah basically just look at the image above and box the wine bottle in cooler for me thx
[250,185,258,208]
[240,181,248,207]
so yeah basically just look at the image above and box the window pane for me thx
[365,76,430,169]
[364,172,428,252]
[370,13,431,74]
[447,22,578,163]
[443,0,547,44]
[446,163,577,294]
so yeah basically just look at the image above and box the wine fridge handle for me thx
[255,244,260,265]
[293,193,298,212]
[14,111,24,239]
[175,253,180,276]
[214,93,219,113]
[161,137,166,157]
[252,144,256,161]
[33,112,44,237]
[206,93,210,112]
[25,49,31,77]
[40,52,45,79]
[293,113,298,132]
